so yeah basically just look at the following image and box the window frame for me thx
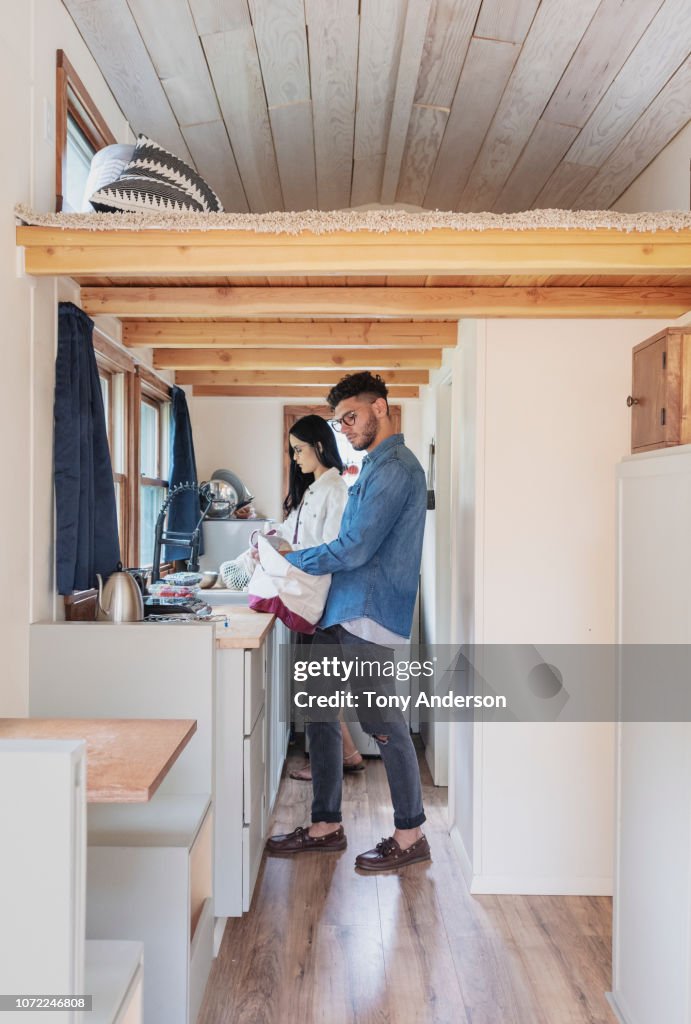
[92,333,172,569]
[55,49,116,213]
[94,330,136,563]
[137,370,172,571]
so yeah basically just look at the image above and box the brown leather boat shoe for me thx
[266,825,347,856]
[355,834,431,872]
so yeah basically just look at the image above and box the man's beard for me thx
[350,409,378,450]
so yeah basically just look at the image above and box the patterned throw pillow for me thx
[89,134,223,214]
[82,143,136,211]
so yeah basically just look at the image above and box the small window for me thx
[97,363,128,556]
[139,396,170,568]
[65,114,96,212]
[56,50,115,212]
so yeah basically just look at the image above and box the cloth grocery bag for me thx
[248,534,330,634]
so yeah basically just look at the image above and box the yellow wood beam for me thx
[192,385,419,398]
[17,225,691,277]
[82,286,691,319]
[154,348,442,371]
[175,369,429,385]
[123,320,457,348]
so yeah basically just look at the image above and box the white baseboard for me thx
[448,824,474,891]
[448,826,612,896]
[606,991,634,1024]
[213,917,227,958]
[469,874,612,896]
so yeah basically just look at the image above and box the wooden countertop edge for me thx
[214,608,276,649]
[137,718,196,803]
[32,606,276,649]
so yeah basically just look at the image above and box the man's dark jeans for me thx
[305,624,426,831]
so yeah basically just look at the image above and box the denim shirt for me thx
[285,433,427,637]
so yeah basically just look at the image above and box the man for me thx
[266,371,430,872]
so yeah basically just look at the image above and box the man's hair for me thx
[326,371,389,411]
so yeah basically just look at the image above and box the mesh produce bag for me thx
[219,549,255,590]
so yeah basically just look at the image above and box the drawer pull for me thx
[626,395,639,407]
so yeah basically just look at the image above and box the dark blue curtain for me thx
[54,302,121,594]
[166,385,202,559]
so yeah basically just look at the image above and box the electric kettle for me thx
[96,564,144,623]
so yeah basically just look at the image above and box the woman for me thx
[280,415,365,779]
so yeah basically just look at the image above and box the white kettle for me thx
[96,565,144,623]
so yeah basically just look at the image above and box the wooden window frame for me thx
[94,331,135,564]
[65,333,172,613]
[55,49,115,212]
[92,333,172,568]
[137,371,172,571]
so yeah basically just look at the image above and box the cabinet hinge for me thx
[662,350,667,369]
[661,408,666,427]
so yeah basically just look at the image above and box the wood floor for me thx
[199,742,616,1024]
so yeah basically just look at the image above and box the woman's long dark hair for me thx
[283,415,344,518]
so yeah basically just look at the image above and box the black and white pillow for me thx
[90,134,224,214]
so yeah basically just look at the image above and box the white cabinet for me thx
[0,741,143,1024]
[266,619,291,815]
[85,941,144,1024]
[614,446,691,1024]
[0,739,86,1022]
[30,616,289,923]
[86,795,213,1024]
[215,643,275,917]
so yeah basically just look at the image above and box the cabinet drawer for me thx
[243,707,265,825]
[244,647,265,735]
[189,898,213,1024]
[241,793,265,913]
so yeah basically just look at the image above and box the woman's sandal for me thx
[342,751,366,773]
[289,752,366,781]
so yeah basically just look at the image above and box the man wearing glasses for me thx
[266,371,430,871]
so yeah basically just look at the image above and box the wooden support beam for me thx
[82,286,691,319]
[123,320,457,348]
[154,348,442,371]
[192,385,419,398]
[17,225,691,277]
[175,369,429,386]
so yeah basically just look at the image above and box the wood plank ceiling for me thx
[63,0,691,215]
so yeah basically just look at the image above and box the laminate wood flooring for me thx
[198,741,616,1024]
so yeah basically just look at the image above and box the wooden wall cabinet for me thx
[630,328,691,453]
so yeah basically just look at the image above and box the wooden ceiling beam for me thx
[175,369,429,385]
[192,385,420,398]
[17,226,691,277]
[83,286,691,319]
[123,320,457,348]
[154,348,442,371]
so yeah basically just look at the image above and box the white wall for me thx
[450,315,671,893]
[613,120,691,212]
[190,395,422,522]
[0,0,128,714]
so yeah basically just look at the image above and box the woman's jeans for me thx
[304,624,426,831]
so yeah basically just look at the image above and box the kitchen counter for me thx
[0,717,197,802]
[212,604,275,649]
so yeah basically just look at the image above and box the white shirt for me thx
[278,468,348,550]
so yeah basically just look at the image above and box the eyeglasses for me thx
[291,443,313,456]
[330,410,360,432]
